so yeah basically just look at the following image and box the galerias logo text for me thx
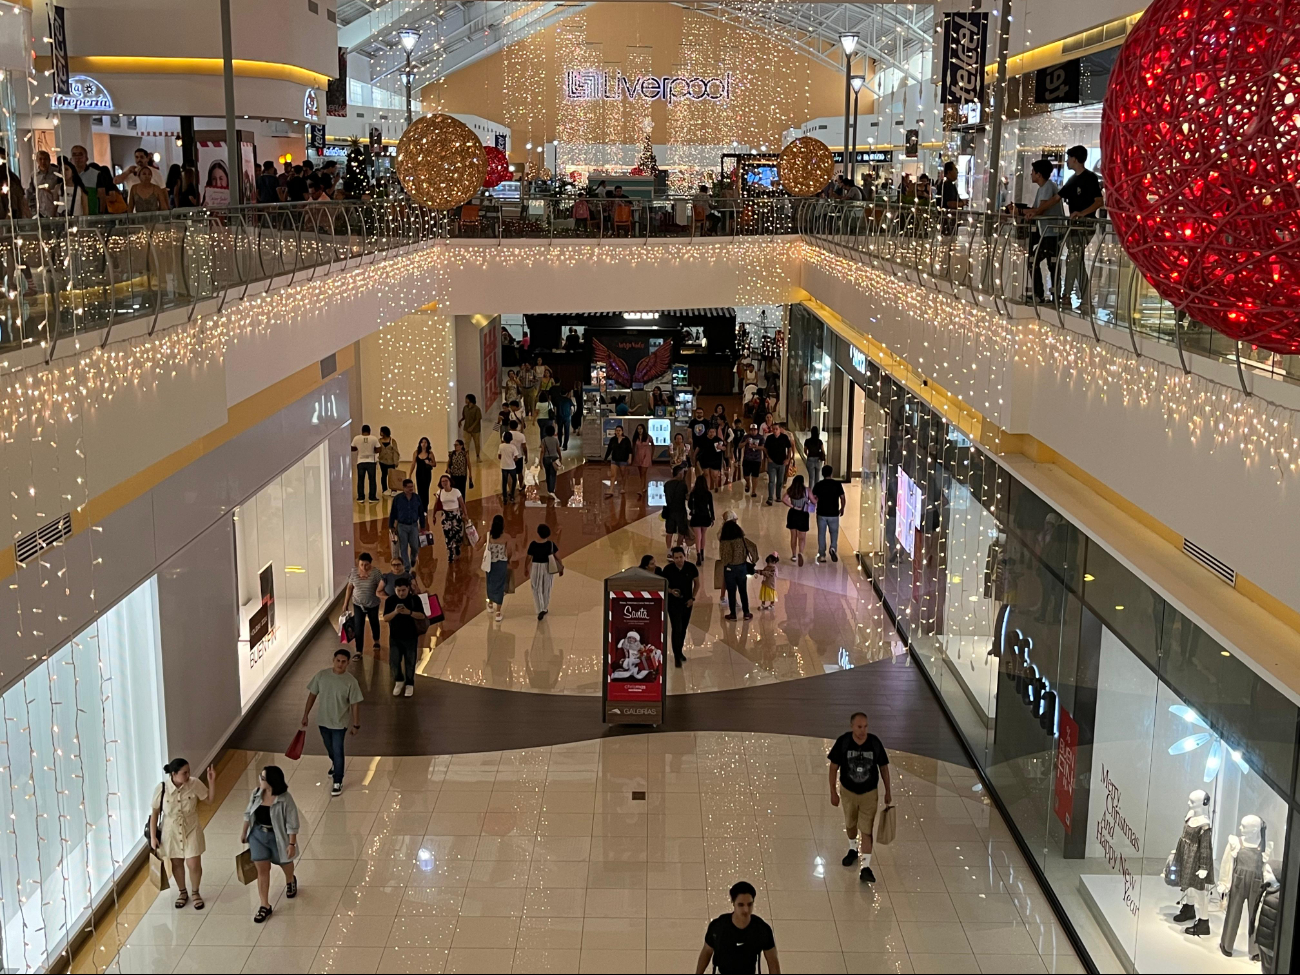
[564,70,733,105]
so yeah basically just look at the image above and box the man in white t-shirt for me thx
[498,430,520,503]
[118,147,163,195]
[351,424,380,502]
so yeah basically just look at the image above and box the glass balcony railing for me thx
[795,199,1300,390]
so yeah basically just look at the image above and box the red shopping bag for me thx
[285,730,306,761]
[425,593,446,624]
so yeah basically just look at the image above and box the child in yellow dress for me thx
[759,553,779,610]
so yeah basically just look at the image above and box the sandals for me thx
[254,905,273,923]
[192,892,205,910]
[174,889,189,909]
[285,879,298,899]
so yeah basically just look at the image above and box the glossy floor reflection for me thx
[104,734,1084,974]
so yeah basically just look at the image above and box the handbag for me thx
[713,559,725,591]
[547,553,562,575]
[144,780,165,850]
[464,522,480,547]
[339,613,355,646]
[480,545,492,572]
[875,804,897,845]
[285,729,306,761]
[423,593,446,624]
[235,849,257,885]
[1163,850,1181,887]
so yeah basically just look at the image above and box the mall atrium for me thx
[0,0,1297,972]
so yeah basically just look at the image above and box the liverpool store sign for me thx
[564,69,734,105]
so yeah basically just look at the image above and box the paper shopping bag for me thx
[146,856,170,891]
[285,729,306,761]
[875,804,897,846]
[713,559,724,591]
[235,849,257,885]
[422,593,446,624]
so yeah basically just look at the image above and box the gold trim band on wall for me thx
[34,56,330,89]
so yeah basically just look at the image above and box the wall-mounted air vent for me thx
[14,513,73,565]
[1183,538,1236,587]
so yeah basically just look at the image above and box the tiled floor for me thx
[104,734,1083,974]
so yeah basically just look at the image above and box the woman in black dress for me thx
[688,476,715,566]
[782,475,812,566]
[410,437,437,508]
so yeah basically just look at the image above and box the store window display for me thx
[1169,790,1215,935]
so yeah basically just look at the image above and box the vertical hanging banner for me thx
[940,12,989,106]
[327,47,348,117]
[308,124,326,151]
[481,322,500,411]
[603,568,666,725]
[48,5,70,97]
[905,128,920,158]
[1034,58,1082,104]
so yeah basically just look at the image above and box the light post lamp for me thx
[849,74,866,184]
[839,32,859,183]
[398,28,420,126]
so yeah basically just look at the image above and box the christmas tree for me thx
[342,136,372,198]
[635,130,658,177]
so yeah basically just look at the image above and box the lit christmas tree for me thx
[342,136,372,198]
[635,129,658,177]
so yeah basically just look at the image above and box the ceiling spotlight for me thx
[398,28,421,51]
[839,32,859,57]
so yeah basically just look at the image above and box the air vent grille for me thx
[1183,538,1236,587]
[14,514,73,564]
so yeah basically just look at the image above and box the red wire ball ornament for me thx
[1101,0,1300,354]
[483,146,510,189]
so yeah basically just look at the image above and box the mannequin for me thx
[1217,815,1274,958]
[1170,790,1215,935]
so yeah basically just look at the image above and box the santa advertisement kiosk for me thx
[602,568,666,725]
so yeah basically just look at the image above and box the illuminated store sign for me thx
[989,603,1059,735]
[565,70,733,105]
[50,75,112,112]
[304,88,320,120]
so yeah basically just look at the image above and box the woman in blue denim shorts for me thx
[240,766,301,923]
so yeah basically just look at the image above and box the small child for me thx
[759,553,779,610]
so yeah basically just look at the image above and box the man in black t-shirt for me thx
[827,712,891,884]
[381,579,426,698]
[696,881,779,975]
[763,423,792,505]
[661,546,700,666]
[811,466,846,563]
[1056,144,1104,312]
[690,409,710,468]
[741,425,765,496]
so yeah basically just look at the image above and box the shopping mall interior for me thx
[2,0,1299,973]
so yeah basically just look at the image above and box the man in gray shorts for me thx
[828,711,892,883]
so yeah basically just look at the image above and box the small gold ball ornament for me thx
[778,137,835,197]
[396,114,488,209]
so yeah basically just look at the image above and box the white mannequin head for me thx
[1188,789,1210,809]
[1240,814,1264,846]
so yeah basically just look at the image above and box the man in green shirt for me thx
[302,649,364,796]
[459,393,483,460]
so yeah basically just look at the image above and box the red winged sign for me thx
[592,338,675,388]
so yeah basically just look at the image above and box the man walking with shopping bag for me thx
[828,711,892,883]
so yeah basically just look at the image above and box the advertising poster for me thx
[940,11,989,107]
[603,584,665,724]
[327,47,348,117]
[1054,705,1079,832]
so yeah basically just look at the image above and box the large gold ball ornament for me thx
[777,137,834,197]
[396,114,487,209]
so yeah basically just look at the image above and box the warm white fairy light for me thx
[801,242,1300,485]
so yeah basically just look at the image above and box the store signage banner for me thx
[940,12,988,106]
[481,323,500,410]
[48,5,70,97]
[565,70,733,105]
[832,150,894,164]
[1034,58,1082,104]
[604,588,665,723]
[1053,706,1078,831]
[308,124,326,150]
[51,75,112,113]
[369,126,383,154]
[327,47,348,117]
[248,563,276,655]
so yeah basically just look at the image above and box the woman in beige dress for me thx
[149,758,218,909]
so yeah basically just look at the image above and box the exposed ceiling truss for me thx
[338,2,934,99]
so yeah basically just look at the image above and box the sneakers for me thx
[841,848,859,867]
[393,681,404,696]
[830,548,838,563]
[330,782,342,797]
[816,555,827,564]
[860,866,876,883]
[404,684,414,697]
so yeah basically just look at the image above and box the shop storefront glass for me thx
[234,442,332,708]
[791,303,1299,973]
[0,577,165,973]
